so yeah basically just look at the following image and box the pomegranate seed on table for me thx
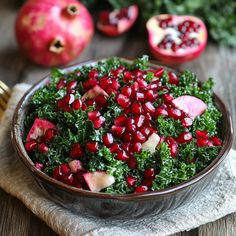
[134,185,148,193]
[177,132,193,144]
[72,99,82,110]
[25,140,37,152]
[93,116,105,129]
[88,111,101,121]
[44,128,56,142]
[86,142,99,152]
[168,72,179,85]
[211,136,222,146]
[70,143,84,158]
[144,168,155,179]
[126,175,137,187]
[196,130,209,139]
[38,143,49,153]
[102,133,114,147]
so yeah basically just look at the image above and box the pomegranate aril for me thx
[134,114,145,128]
[181,117,193,128]
[211,136,222,146]
[61,173,74,185]
[86,142,99,152]
[83,78,97,90]
[127,156,137,169]
[131,142,142,153]
[134,185,148,193]
[53,166,61,180]
[81,103,87,111]
[136,92,144,101]
[35,162,44,170]
[102,133,114,147]
[154,107,168,118]
[168,72,179,85]
[25,140,37,152]
[114,114,127,126]
[95,95,108,107]
[111,79,120,90]
[85,99,94,107]
[57,99,66,109]
[66,80,77,93]
[142,179,153,188]
[70,143,84,158]
[121,86,132,97]
[131,82,139,94]
[126,175,137,187]
[123,71,133,82]
[131,102,143,115]
[137,78,147,89]
[168,108,183,119]
[144,90,156,102]
[38,143,49,153]
[99,76,111,90]
[60,163,71,175]
[123,133,132,142]
[44,128,56,142]
[162,93,174,104]
[111,125,126,137]
[140,127,151,137]
[133,131,146,143]
[63,105,71,113]
[88,111,101,121]
[72,99,82,110]
[115,150,129,161]
[64,94,75,105]
[126,118,136,133]
[116,94,130,109]
[122,143,131,152]
[177,132,192,144]
[144,112,152,122]
[154,68,164,78]
[56,79,66,90]
[110,143,120,153]
[144,168,155,179]
[134,69,144,78]
[196,130,209,139]
[143,102,155,114]
[93,116,105,129]
[166,137,178,157]
[197,138,208,147]
[88,69,99,79]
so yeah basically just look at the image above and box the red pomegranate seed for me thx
[181,117,193,128]
[88,69,99,79]
[144,90,156,102]
[57,98,66,109]
[177,132,193,144]
[134,114,145,128]
[126,118,136,133]
[154,107,168,118]
[143,102,155,114]
[196,130,209,139]
[66,80,77,93]
[93,116,105,129]
[115,150,129,161]
[86,142,99,152]
[134,185,148,193]
[111,125,126,137]
[35,162,44,170]
[168,72,179,85]
[53,166,61,180]
[116,94,130,109]
[60,163,71,175]
[162,93,174,104]
[56,79,66,90]
[131,102,143,115]
[85,99,94,107]
[72,99,82,110]
[25,140,37,152]
[142,179,153,188]
[137,78,148,89]
[109,143,120,153]
[211,136,222,146]
[154,68,164,78]
[144,168,155,179]
[133,131,146,143]
[123,71,133,82]
[122,143,131,153]
[81,103,87,111]
[88,111,101,121]
[126,176,137,187]
[140,127,151,137]
[63,105,71,112]
[165,137,178,157]
[136,92,144,101]
[168,108,183,119]
[114,114,127,126]
[83,78,98,90]
[111,79,120,90]
[149,82,159,90]
[70,143,84,158]
[131,142,142,153]
[99,76,111,90]
[144,113,152,122]
[102,133,114,147]
[197,138,208,147]
[123,133,132,142]
[134,69,144,78]
[127,156,137,169]
[38,143,49,153]
[121,86,132,97]
[95,95,108,107]
[131,82,139,94]
[61,173,74,185]
[45,128,56,142]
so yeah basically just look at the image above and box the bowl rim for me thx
[11,57,234,201]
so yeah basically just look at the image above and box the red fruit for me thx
[25,140,37,152]
[168,108,183,119]
[131,142,142,153]
[134,114,145,128]
[127,156,137,169]
[196,130,209,139]
[123,72,133,82]
[26,118,56,142]
[211,136,222,146]
[140,127,152,137]
[143,102,155,114]
[109,143,120,153]
[165,137,178,157]
[102,133,114,147]
[111,79,120,90]
[83,78,98,91]
[94,95,108,107]
[162,93,174,104]
[66,81,77,94]
[144,113,152,122]
[136,92,145,102]
[61,173,74,186]
[15,0,94,66]
[86,142,99,153]
[154,68,164,78]
[126,176,137,187]
[111,125,126,137]
[114,114,127,126]
[123,133,132,142]
[88,111,101,121]
[131,102,143,115]
[70,143,84,158]
[115,150,129,161]
[142,179,153,188]
[126,118,136,133]
[134,185,148,193]
[133,131,146,143]
[168,72,179,85]
[181,117,193,128]
[144,168,155,179]
[196,138,208,147]
[97,5,139,37]
[146,14,207,64]
[116,94,130,109]
[68,160,83,173]
[144,90,156,102]
[121,86,132,97]
[172,95,207,119]
[56,78,66,90]
[44,128,57,142]
[38,143,48,153]
[35,162,44,171]
[93,116,105,129]
[177,132,193,144]
[88,69,99,79]
[137,78,147,89]
[53,164,70,180]
[82,85,108,101]
[154,107,168,118]
[72,99,82,110]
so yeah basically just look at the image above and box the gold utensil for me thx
[0,81,11,118]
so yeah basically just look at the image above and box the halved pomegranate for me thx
[97,5,139,37]
[146,14,208,64]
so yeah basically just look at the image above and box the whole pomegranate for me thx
[15,0,94,67]
[146,14,207,64]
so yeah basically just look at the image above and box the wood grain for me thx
[0,0,235,235]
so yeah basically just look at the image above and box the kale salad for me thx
[24,56,222,194]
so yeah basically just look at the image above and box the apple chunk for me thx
[172,95,207,119]
[81,85,108,101]
[83,171,115,192]
[142,133,160,154]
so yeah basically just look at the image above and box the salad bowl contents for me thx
[12,56,233,218]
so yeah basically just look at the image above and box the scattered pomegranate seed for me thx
[70,143,84,158]
[127,156,137,169]
[93,116,105,129]
[131,102,143,115]
[134,69,144,78]
[131,82,139,94]
[56,79,66,90]
[165,137,178,157]
[133,131,146,143]
[116,94,130,108]
[114,114,127,126]
[126,175,137,187]
[154,68,164,78]
[60,163,71,175]
[72,99,82,110]
[126,118,136,133]
[44,128,56,142]
[102,133,114,147]
[168,72,179,85]
[196,130,209,139]
[111,79,120,90]
[137,78,147,89]
[123,71,133,82]
[162,93,174,103]
[131,142,142,153]
[57,98,66,109]
[88,111,101,121]
[196,138,208,147]
[144,90,156,102]
[81,103,87,111]
[154,107,168,118]
[121,86,132,97]
[63,105,71,113]
[181,117,193,128]
[66,80,77,93]
[83,78,98,90]
[84,99,94,107]
[168,108,183,119]
[140,127,151,137]
[134,114,145,128]
[144,112,152,122]
[25,140,37,152]
[123,133,132,142]
[109,143,120,153]
[211,136,222,146]
[143,102,155,114]
[177,132,193,144]
[88,69,99,79]
[63,94,75,105]
[144,168,155,179]
[134,185,148,193]
[95,95,108,107]
[86,142,99,152]
[136,92,145,101]
[61,173,74,185]
[38,143,49,153]
[115,150,129,161]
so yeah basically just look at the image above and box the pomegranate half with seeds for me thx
[97,5,139,37]
[146,14,208,64]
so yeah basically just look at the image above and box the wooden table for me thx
[1,1,236,235]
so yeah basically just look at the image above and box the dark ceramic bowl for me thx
[12,58,233,219]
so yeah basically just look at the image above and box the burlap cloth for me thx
[0,83,236,236]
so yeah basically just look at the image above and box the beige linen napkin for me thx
[0,83,236,236]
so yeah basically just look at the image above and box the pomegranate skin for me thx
[15,0,94,67]
[146,14,208,64]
